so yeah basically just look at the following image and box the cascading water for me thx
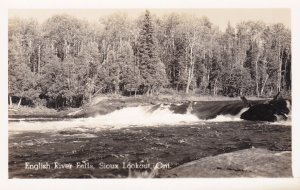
[91,104,200,126]
[8,100,292,179]
[207,107,249,122]
[8,103,253,132]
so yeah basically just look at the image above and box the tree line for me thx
[8,10,291,108]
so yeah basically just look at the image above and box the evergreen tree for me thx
[136,10,167,95]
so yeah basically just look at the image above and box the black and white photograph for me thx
[7,8,293,179]
[2,0,300,189]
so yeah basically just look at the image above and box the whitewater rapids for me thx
[9,104,245,131]
[8,104,290,132]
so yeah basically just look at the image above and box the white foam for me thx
[90,105,199,126]
[8,105,200,132]
[9,104,290,133]
[207,108,249,122]
[271,111,292,126]
[61,133,97,138]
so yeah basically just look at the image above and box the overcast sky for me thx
[8,9,290,31]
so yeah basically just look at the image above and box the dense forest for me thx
[8,10,291,109]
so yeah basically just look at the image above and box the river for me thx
[8,103,292,178]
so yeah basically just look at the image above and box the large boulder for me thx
[240,95,291,122]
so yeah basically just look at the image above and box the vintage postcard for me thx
[7,8,292,178]
[2,0,300,189]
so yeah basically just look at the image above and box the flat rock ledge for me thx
[161,148,292,178]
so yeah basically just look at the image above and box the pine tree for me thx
[137,10,167,95]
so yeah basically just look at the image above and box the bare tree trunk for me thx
[65,40,68,57]
[89,92,92,103]
[38,44,41,75]
[146,87,150,96]
[17,97,22,109]
[207,72,210,94]
[31,56,35,73]
[75,41,78,55]
[186,69,192,94]
[186,46,194,94]
[277,42,282,92]
[260,74,269,96]
[255,56,260,97]
[213,78,218,96]
[115,71,120,95]
[51,41,54,52]
[67,65,71,90]
[9,96,12,107]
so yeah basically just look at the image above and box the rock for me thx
[162,148,291,177]
[240,93,291,122]
[240,99,290,122]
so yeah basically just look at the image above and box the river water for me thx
[8,104,292,178]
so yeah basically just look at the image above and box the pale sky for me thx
[8,9,290,31]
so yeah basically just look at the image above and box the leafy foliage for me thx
[8,10,291,108]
